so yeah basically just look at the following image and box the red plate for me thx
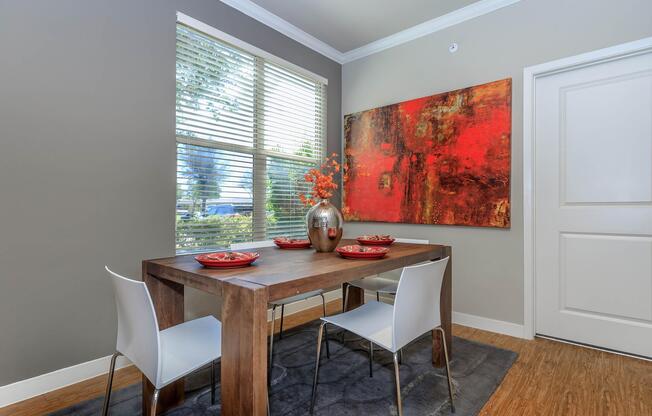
[336,244,389,259]
[194,251,259,268]
[356,235,395,245]
[273,237,312,249]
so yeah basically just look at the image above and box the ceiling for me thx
[249,0,482,52]
[221,0,519,63]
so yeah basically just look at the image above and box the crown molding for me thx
[341,0,521,62]
[220,0,521,65]
[220,0,346,63]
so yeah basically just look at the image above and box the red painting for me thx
[343,78,511,228]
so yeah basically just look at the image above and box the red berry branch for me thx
[298,153,340,206]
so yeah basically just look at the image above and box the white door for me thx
[535,48,652,357]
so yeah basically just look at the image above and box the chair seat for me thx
[272,289,324,305]
[322,301,396,352]
[158,316,222,388]
[349,276,398,294]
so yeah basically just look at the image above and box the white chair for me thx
[230,241,331,378]
[341,238,429,373]
[342,238,430,310]
[310,257,454,416]
[102,267,222,416]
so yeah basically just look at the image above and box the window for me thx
[175,16,327,253]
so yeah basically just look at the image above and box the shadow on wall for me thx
[186,288,222,321]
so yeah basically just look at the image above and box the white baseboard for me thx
[0,354,132,408]
[368,293,526,340]
[453,311,526,339]
[368,293,527,339]
[0,294,526,408]
[0,291,342,408]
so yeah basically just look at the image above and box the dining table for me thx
[141,239,452,415]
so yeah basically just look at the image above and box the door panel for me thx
[562,71,652,204]
[561,233,652,322]
[535,50,652,357]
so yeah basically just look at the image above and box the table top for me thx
[144,239,448,301]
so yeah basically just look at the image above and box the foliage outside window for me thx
[175,23,327,253]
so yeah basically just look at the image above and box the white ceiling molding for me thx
[220,0,521,65]
[341,0,521,62]
[220,0,346,63]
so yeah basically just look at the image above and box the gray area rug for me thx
[50,322,517,415]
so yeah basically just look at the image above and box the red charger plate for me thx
[356,235,395,245]
[273,237,312,249]
[336,245,389,259]
[194,251,259,268]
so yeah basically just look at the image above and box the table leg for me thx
[342,282,364,311]
[433,246,452,367]
[142,270,184,415]
[221,278,268,416]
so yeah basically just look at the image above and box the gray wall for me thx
[0,0,340,386]
[342,0,652,325]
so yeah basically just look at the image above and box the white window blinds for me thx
[175,22,327,253]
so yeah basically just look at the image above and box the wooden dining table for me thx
[141,239,452,415]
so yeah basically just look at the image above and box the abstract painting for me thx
[343,78,511,228]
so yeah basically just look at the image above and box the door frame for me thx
[522,36,652,340]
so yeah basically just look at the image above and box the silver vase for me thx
[306,199,343,252]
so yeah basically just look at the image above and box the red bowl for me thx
[336,244,389,259]
[273,237,312,249]
[195,251,259,268]
[356,235,395,246]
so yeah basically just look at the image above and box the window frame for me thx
[175,12,328,253]
[177,12,328,85]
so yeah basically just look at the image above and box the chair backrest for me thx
[105,266,161,385]
[230,240,275,250]
[394,238,429,244]
[391,257,449,351]
[379,238,429,280]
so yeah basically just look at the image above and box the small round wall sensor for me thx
[449,43,459,53]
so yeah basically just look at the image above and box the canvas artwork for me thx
[343,78,512,228]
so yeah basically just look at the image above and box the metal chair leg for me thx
[279,304,285,339]
[269,304,277,385]
[101,352,121,416]
[320,293,328,317]
[436,327,455,413]
[150,389,160,416]
[320,294,331,358]
[210,360,216,405]
[310,322,326,414]
[393,352,403,416]
[369,341,374,377]
[398,348,404,365]
[341,285,351,344]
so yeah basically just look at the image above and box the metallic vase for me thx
[306,199,343,252]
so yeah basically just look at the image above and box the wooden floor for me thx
[2,301,651,416]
